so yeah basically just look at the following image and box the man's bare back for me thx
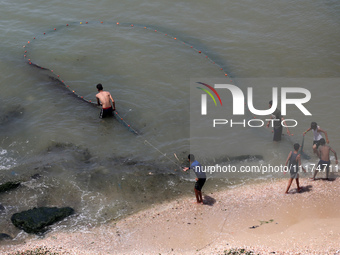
[313,138,338,180]
[95,83,116,119]
[318,145,331,161]
[96,91,115,109]
[95,84,115,110]
[318,144,337,163]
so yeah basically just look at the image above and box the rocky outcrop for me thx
[11,207,74,234]
[0,181,20,193]
[0,233,12,241]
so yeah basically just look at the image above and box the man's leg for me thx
[285,178,293,193]
[296,178,301,192]
[198,190,203,204]
[194,188,200,203]
[326,164,330,180]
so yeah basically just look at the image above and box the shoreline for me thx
[1,177,340,254]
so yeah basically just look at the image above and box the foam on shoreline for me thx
[1,177,340,254]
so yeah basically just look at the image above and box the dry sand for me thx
[1,177,340,255]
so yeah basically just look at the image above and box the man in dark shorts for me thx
[183,154,206,204]
[303,122,330,154]
[266,100,290,141]
[312,138,338,180]
[95,83,115,118]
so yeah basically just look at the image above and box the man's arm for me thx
[96,96,101,106]
[109,93,114,103]
[109,93,115,110]
[303,127,311,136]
[285,151,292,167]
[318,128,329,144]
[297,154,306,173]
[266,115,274,128]
[281,117,290,135]
[330,147,338,164]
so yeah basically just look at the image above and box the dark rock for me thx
[11,207,74,234]
[0,204,5,211]
[0,233,12,240]
[31,173,42,180]
[0,181,20,193]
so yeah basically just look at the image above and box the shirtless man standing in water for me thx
[312,138,338,180]
[95,83,115,118]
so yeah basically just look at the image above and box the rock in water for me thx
[11,207,74,234]
[0,233,12,240]
[0,181,20,193]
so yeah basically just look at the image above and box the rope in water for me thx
[143,140,182,168]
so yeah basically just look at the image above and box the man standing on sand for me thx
[183,154,206,204]
[284,143,306,194]
[312,138,338,180]
[96,83,116,118]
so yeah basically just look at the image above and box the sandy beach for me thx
[1,177,340,255]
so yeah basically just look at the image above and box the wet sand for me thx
[1,177,340,255]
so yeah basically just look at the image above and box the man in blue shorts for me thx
[183,154,206,204]
[313,138,338,180]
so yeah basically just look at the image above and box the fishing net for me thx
[22,21,231,136]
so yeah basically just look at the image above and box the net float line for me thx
[22,21,233,88]
[22,21,233,138]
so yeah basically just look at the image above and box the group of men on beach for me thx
[95,87,337,201]
[183,107,338,202]
[284,122,338,193]
[265,100,337,193]
[183,121,338,202]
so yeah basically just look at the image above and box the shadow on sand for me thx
[203,195,216,206]
[289,184,313,194]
